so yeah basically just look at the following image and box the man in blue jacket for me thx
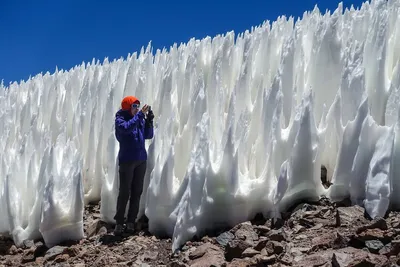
[114,96,154,235]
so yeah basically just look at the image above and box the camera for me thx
[148,106,152,112]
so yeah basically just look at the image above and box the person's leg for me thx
[126,160,147,228]
[114,162,135,233]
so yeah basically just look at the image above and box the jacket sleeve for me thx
[115,111,145,135]
[144,119,154,139]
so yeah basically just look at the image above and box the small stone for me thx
[356,217,388,233]
[357,228,385,242]
[216,231,234,247]
[337,206,366,226]
[241,248,260,257]
[271,217,285,229]
[234,223,258,243]
[379,242,400,256]
[290,247,310,256]
[295,234,308,240]
[254,237,268,251]
[54,254,69,263]
[97,226,108,236]
[21,250,35,263]
[253,254,276,265]
[365,240,384,253]
[225,240,252,261]
[265,241,284,255]
[293,224,306,234]
[65,247,80,257]
[170,261,188,267]
[253,225,270,234]
[189,245,208,260]
[44,246,66,261]
[22,239,35,249]
[35,257,44,265]
[268,229,287,242]
[8,245,18,255]
[139,250,158,261]
[35,241,44,247]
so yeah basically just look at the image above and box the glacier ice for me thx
[1,0,400,251]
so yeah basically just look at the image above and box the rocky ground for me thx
[1,197,400,267]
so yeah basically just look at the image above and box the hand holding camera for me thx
[147,106,154,121]
[141,104,150,114]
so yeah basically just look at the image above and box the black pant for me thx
[114,160,147,225]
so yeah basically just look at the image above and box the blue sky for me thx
[1,0,366,85]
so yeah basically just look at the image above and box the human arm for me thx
[144,109,154,139]
[115,111,145,135]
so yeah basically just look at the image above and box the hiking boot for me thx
[114,224,124,236]
[126,222,135,233]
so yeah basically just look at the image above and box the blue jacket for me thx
[115,109,154,163]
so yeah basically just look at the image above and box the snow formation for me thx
[1,0,400,251]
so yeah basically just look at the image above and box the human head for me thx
[121,96,140,116]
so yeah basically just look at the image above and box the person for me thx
[113,95,154,235]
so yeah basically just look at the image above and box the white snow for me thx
[1,0,400,251]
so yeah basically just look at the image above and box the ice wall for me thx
[1,0,400,251]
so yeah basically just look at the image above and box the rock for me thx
[365,240,384,253]
[234,223,258,244]
[268,229,287,242]
[169,261,189,267]
[226,258,253,267]
[241,248,260,257]
[271,218,285,229]
[86,219,109,238]
[279,253,293,265]
[265,241,284,255]
[253,237,268,251]
[54,254,69,263]
[337,206,366,226]
[216,231,235,247]
[356,217,388,233]
[295,247,387,267]
[293,224,306,234]
[312,233,337,250]
[332,252,345,267]
[294,203,317,213]
[22,239,35,249]
[189,243,225,267]
[8,245,18,255]
[35,257,44,265]
[252,254,276,265]
[21,250,35,263]
[290,247,310,256]
[335,247,388,267]
[44,246,66,261]
[189,243,212,260]
[64,247,80,257]
[35,241,44,247]
[379,242,400,256]
[33,243,47,258]
[139,251,158,261]
[357,229,386,242]
[97,226,108,236]
[225,240,252,261]
[296,253,330,266]
[253,225,270,235]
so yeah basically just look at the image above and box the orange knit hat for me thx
[121,96,140,110]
